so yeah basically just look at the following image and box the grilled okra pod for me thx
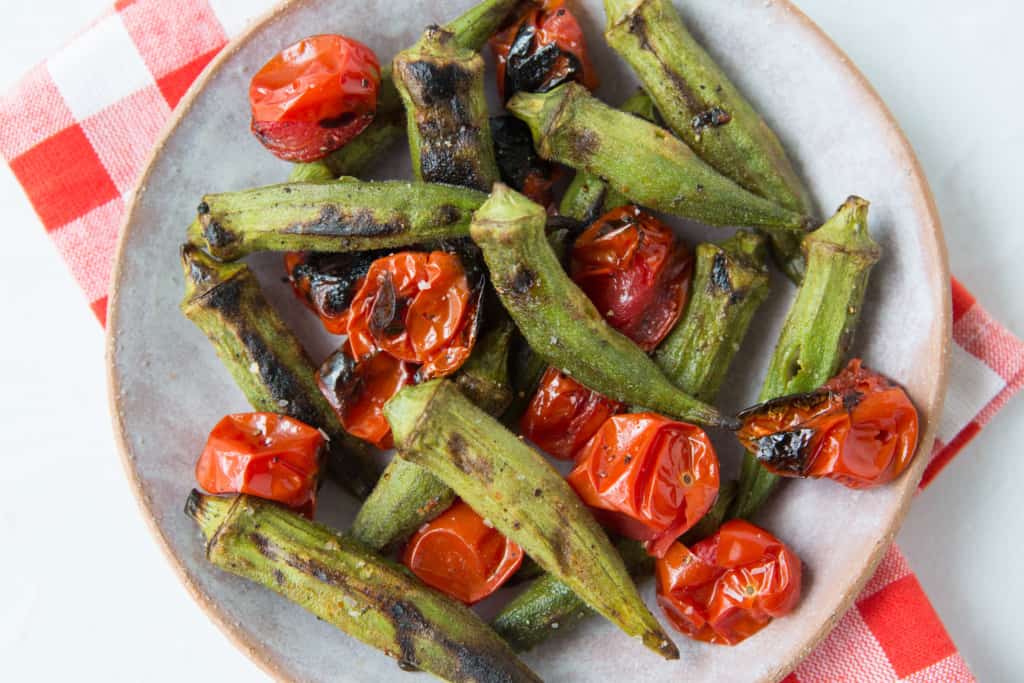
[289,0,523,180]
[179,245,377,498]
[603,0,813,282]
[385,380,679,660]
[559,89,658,222]
[351,315,514,552]
[395,26,500,191]
[490,234,769,652]
[508,84,810,235]
[471,183,736,429]
[731,196,881,520]
[187,180,487,261]
[654,230,772,403]
[186,492,540,682]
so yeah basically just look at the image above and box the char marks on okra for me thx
[384,379,680,660]
[603,0,814,281]
[288,0,524,180]
[187,180,487,261]
[470,183,737,429]
[491,233,771,652]
[508,83,811,235]
[179,245,377,499]
[395,26,500,191]
[731,197,881,520]
[186,492,541,682]
[559,88,660,222]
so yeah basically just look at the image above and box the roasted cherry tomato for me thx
[250,35,381,162]
[284,251,377,333]
[567,413,719,558]
[656,520,802,645]
[317,349,416,449]
[490,0,599,100]
[736,359,919,489]
[571,206,693,352]
[195,413,322,516]
[520,367,623,460]
[317,251,481,447]
[402,500,524,604]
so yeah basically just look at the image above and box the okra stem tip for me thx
[810,195,879,256]
[472,183,546,232]
[185,489,234,542]
[603,0,639,25]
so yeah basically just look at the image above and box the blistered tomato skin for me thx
[490,0,599,100]
[520,368,624,460]
[737,359,919,489]
[249,35,381,161]
[567,413,720,558]
[402,500,524,604]
[571,205,693,352]
[656,520,802,645]
[284,251,378,333]
[316,251,481,448]
[194,413,322,516]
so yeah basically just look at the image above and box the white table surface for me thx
[1,1,1021,680]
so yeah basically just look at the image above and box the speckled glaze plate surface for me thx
[106,1,949,680]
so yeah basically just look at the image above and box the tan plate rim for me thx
[104,1,951,680]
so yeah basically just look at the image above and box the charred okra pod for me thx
[187,180,487,261]
[508,84,810,235]
[385,380,679,660]
[179,245,377,498]
[731,197,881,520]
[493,537,653,651]
[490,234,769,652]
[559,89,659,222]
[603,0,813,282]
[655,230,772,402]
[471,184,736,429]
[395,26,500,191]
[186,492,540,682]
[351,314,514,552]
[289,0,523,180]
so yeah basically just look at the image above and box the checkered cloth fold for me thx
[3,1,1020,680]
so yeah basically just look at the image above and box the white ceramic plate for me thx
[107,0,950,680]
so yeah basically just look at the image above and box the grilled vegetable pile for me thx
[177,1,921,680]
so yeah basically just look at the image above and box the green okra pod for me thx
[385,379,680,660]
[179,245,377,499]
[490,234,770,652]
[186,492,540,682]
[508,83,810,235]
[731,196,881,520]
[395,27,500,191]
[603,0,813,282]
[654,230,772,403]
[351,316,514,552]
[471,183,736,429]
[187,180,487,261]
[558,89,659,222]
[289,0,523,181]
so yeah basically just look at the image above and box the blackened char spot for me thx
[709,252,739,302]
[692,107,732,132]
[238,327,325,429]
[571,129,600,163]
[754,428,815,475]
[368,273,398,338]
[286,205,409,239]
[197,201,210,215]
[203,219,235,249]
[436,204,462,227]
[319,112,358,129]
[202,277,243,314]
[250,532,274,558]
[404,60,471,105]
[509,266,536,296]
[273,569,286,586]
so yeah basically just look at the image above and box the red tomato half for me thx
[195,413,322,515]
[402,500,524,604]
[571,206,693,352]
[568,413,720,557]
[250,35,381,161]
[737,359,920,489]
[520,367,623,460]
[490,0,599,100]
[656,520,802,645]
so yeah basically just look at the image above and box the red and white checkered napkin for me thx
[2,1,1019,680]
